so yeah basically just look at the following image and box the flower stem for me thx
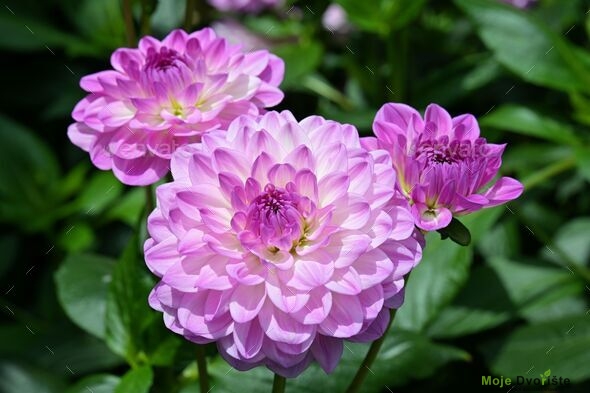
[122,0,136,46]
[139,0,152,36]
[145,185,155,215]
[196,345,210,393]
[272,374,286,393]
[387,28,408,102]
[521,157,576,191]
[345,309,396,393]
[184,0,196,31]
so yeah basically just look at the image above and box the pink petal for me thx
[266,275,310,314]
[424,104,453,137]
[233,319,264,359]
[319,293,363,337]
[411,203,453,231]
[325,268,363,295]
[292,287,332,325]
[482,177,524,206]
[67,123,96,151]
[318,172,350,206]
[144,236,180,276]
[229,284,266,323]
[258,302,315,345]
[310,335,343,373]
[353,248,394,289]
[288,252,335,291]
[111,155,169,186]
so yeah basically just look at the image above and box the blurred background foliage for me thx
[1,0,590,392]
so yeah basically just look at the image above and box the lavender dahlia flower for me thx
[145,111,422,376]
[364,103,523,231]
[68,29,284,185]
[208,0,283,13]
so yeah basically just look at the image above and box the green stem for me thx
[301,74,354,111]
[521,157,576,190]
[184,0,196,31]
[388,28,408,102]
[345,309,396,393]
[139,0,152,36]
[196,345,210,393]
[121,0,136,46]
[145,185,155,214]
[272,374,286,393]
[510,203,590,284]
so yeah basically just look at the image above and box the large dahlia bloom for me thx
[68,29,284,185]
[145,111,422,376]
[208,0,283,13]
[364,103,523,231]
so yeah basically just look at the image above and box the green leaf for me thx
[74,171,124,216]
[0,114,61,232]
[0,235,19,280]
[487,257,585,322]
[105,236,154,363]
[544,218,590,266]
[396,208,502,331]
[150,0,184,33]
[437,218,471,246]
[394,233,472,332]
[570,91,590,127]
[57,223,95,253]
[502,144,571,177]
[0,14,94,55]
[66,374,120,393]
[482,316,590,382]
[115,366,153,393]
[0,324,123,375]
[105,188,146,227]
[477,218,521,259]
[481,105,581,145]
[427,266,513,338]
[0,362,66,393]
[209,330,469,393]
[55,254,116,339]
[318,101,376,133]
[415,54,501,108]
[575,147,590,183]
[334,0,427,35]
[61,0,126,53]
[273,41,323,89]
[333,0,390,35]
[455,0,590,93]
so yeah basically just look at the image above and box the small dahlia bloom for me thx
[208,0,282,13]
[364,103,523,231]
[322,4,351,34]
[145,111,422,377]
[68,28,284,185]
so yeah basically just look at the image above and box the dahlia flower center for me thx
[415,140,457,165]
[245,183,305,251]
[415,137,488,166]
[144,47,185,72]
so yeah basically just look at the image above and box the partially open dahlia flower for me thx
[145,111,422,376]
[68,28,284,185]
[364,103,523,231]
